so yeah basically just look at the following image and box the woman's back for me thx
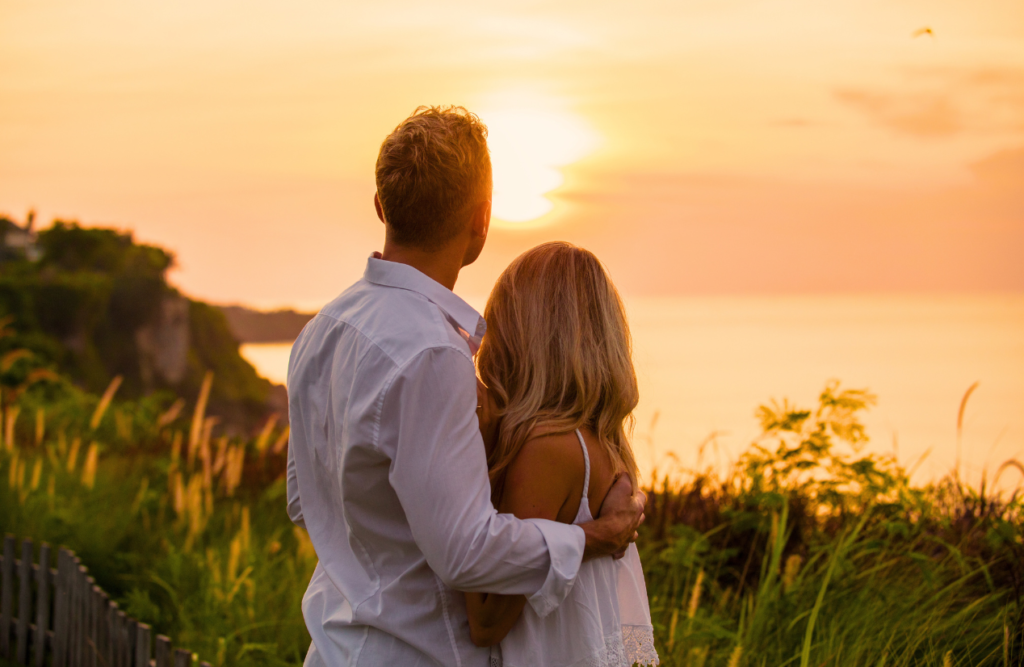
[490,429,658,667]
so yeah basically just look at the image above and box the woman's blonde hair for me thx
[477,242,640,503]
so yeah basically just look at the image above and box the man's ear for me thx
[374,192,385,223]
[470,199,491,240]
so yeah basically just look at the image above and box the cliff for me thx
[0,220,278,431]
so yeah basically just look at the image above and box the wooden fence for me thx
[1,535,210,667]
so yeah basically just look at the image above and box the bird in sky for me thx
[912,26,935,38]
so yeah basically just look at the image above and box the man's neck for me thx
[380,239,464,291]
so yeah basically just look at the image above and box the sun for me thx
[479,106,600,225]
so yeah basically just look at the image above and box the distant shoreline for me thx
[218,304,315,343]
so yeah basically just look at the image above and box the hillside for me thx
[0,219,282,431]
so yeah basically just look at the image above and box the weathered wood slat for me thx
[67,556,77,667]
[154,635,171,667]
[77,560,86,667]
[106,602,118,667]
[1,535,14,660]
[173,647,191,667]
[71,557,83,667]
[118,610,129,667]
[85,576,96,667]
[34,544,50,667]
[17,539,33,664]
[126,618,137,667]
[136,623,151,667]
[66,556,76,667]
[94,588,106,667]
[52,549,68,667]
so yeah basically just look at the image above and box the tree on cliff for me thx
[0,220,277,432]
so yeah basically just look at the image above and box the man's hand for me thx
[580,474,646,561]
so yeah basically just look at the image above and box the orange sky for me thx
[1,0,1022,308]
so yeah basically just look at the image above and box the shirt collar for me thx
[364,252,487,353]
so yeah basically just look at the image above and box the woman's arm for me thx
[464,432,585,646]
[465,592,528,647]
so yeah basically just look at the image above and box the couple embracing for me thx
[286,106,660,667]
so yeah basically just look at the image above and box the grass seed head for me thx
[81,443,99,489]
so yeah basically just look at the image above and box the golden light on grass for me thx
[90,375,122,430]
[81,442,99,489]
[480,101,599,226]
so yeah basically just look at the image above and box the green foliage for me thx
[38,221,173,277]
[184,301,273,429]
[1,376,308,667]
[2,380,1021,666]
[642,382,1023,666]
[0,220,273,431]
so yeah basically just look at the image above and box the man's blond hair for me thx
[375,106,491,250]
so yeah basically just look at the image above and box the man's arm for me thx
[286,439,305,529]
[381,346,643,617]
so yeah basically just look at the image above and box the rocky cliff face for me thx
[136,294,190,387]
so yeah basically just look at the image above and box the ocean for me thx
[240,294,1024,491]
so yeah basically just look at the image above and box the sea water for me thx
[241,294,1024,490]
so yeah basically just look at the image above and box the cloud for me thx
[835,90,960,137]
[971,146,1024,192]
[835,66,1024,138]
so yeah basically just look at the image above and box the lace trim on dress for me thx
[492,626,659,667]
[623,625,659,666]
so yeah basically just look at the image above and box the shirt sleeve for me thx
[286,439,305,529]
[379,345,585,617]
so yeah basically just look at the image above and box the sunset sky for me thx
[2,0,1022,308]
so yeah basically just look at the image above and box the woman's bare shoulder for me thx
[520,428,586,469]
[501,428,586,521]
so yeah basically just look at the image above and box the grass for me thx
[1,377,1022,666]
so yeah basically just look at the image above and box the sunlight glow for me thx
[480,107,600,224]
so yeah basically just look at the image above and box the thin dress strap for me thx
[574,429,592,523]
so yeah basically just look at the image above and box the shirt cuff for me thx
[522,520,586,618]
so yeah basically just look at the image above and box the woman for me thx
[467,242,659,667]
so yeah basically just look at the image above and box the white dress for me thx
[491,430,660,667]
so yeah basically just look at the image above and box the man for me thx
[287,106,645,667]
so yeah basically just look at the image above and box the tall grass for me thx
[2,376,313,667]
[1,377,1021,666]
[640,382,1023,666]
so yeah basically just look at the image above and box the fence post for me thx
[1,535,14,660]
[126,618,137,667]
[34,543,50,667]
[154,635,170,667]
[173,647,191,667]
[33,545,50,667]
[94,587,106,667]
[72,556,83,667]
[118,610,130,667]
[106,602,118,667]
[52,550,68,667]
[17,539,33,664]
[136,624,151,667]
